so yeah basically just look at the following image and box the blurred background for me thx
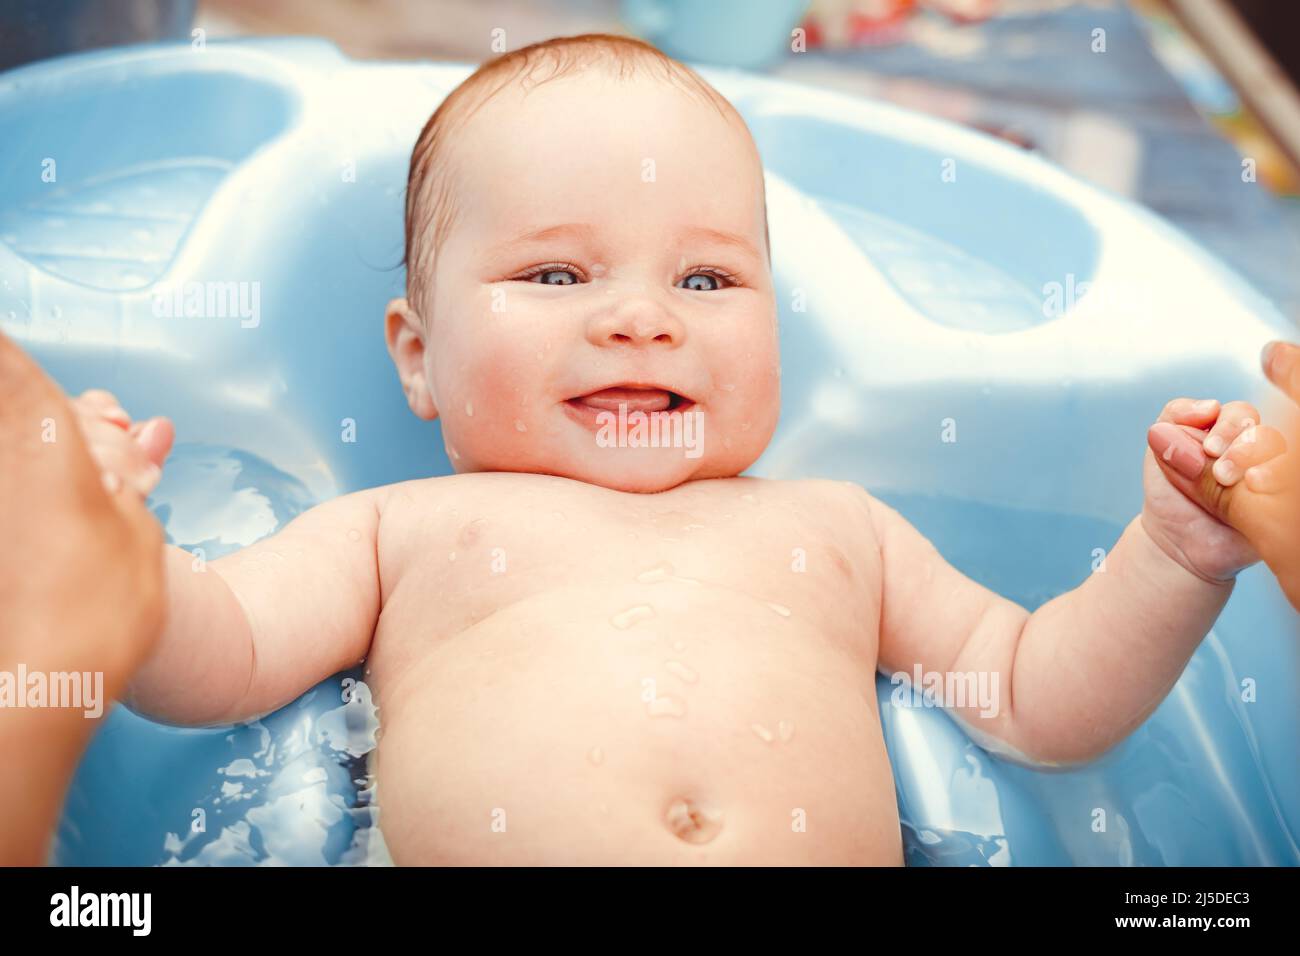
[2,0,1299,322]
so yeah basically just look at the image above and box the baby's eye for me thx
[517,264,582,285]
[677,270,734,292]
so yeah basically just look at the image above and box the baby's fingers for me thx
[127,416,175,468]
[1244,452,1295,494]
[75,388,130,428]
[1211,423,1287,485]
[80,418,160,498]
[1202,400,1261,458]
[1157,397,1220,428]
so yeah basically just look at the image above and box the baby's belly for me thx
[371,583,901,865]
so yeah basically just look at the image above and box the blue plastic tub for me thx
[1,39,1295,865]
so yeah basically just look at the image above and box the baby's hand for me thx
[72,389,174,497]
[1143,397,1288,583]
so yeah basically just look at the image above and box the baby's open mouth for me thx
[566,386,695,414]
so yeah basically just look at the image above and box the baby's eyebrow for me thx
[502,222,597,248]
[677,225,761,260]
[492,222,759,259]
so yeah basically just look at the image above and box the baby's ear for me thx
[384,297,439,421]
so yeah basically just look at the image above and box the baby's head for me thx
[386,33,778,493]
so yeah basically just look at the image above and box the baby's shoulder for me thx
[750,476,880,541]
[770,475,874,510]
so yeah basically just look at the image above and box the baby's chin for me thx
[449,448,745,494]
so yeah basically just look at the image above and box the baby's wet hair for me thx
[402,32,769,316]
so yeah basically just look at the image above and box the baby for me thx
[75,34,1288,865]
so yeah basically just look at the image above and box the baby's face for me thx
[390,70,779,493]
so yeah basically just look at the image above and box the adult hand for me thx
[0,330,166,864]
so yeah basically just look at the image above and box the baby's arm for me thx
[867,494,1230,766]
[125,486,388,726]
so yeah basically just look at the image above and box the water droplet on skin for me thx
[448,552,457,562]
[778,720,795,743]
[347,528,361,542]
[591,262,607,276]
[739,493,756,503]
[767,602,792,618]
[664,797,723,844]
[514,420,527,432]
[552,511,566,520]
[682,523,706,532]
[751,723,775,744]
[647,695,686,717]
[672,641,687,652]
[720,383,736,392]
[587,746,604,766]
[664,660,698,684]
[465,400,474,417]
[611,605,655,629]
[636,562,672,584]
[740,421,751,431]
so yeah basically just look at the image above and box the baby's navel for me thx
[664,797,723,845]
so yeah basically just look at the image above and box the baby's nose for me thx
[586,298,685,349]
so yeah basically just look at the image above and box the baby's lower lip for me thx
[573,387,675,413]
[561,394,697,431]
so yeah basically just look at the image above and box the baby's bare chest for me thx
[372,474,881,664]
